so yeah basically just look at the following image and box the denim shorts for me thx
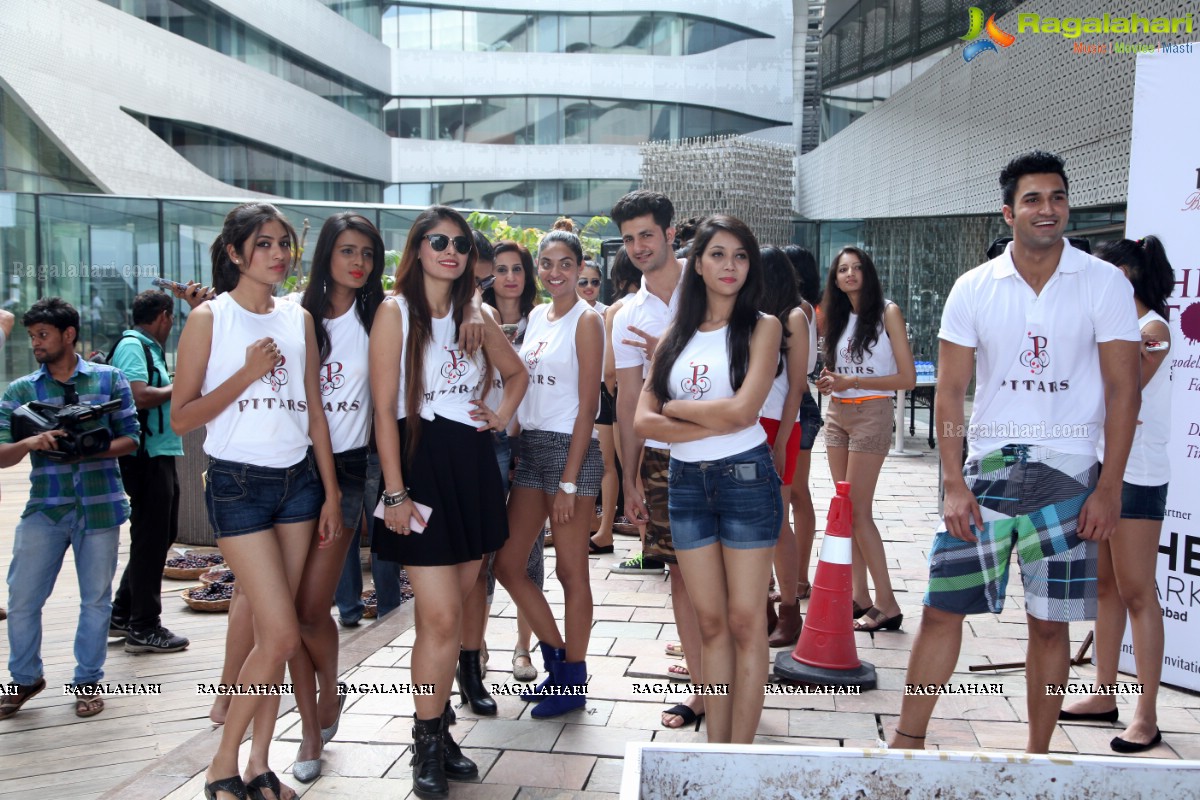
[335,446,371,531]
[667,444,783,551]
[1121,481,1168,521]
[205,449,324,538]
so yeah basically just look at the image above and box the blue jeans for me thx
[667,444,783,551]
[335,453,405,620]
[7,510,119,685]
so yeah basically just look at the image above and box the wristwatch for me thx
[559,481,578,495]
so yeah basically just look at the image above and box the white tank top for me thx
[202,293,311,467]
[668,325,767,462]
[320,307,372,453]
[762,307,814,421]
[1101,310,1170,485]
[518,300,600,435]
[833,307,898,399]
[391,295,485,428]
[805,303,818,375]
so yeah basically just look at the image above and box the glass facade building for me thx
[382,5,768,55]
[385,178,638,215]
[0,91,100,194]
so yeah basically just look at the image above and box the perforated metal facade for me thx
[797,0,1194,220]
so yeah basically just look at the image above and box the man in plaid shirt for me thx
[0,297,139,720]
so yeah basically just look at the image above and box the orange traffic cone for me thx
[773,481,877,689]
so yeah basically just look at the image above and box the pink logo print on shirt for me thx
[525,341,548,369]
[680,362,711,399]
[440,348,471,384]
[1019,332,1051,375]
[262,354,289,392]
[320,361,345,396]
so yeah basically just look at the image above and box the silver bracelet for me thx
[382,488,410,507]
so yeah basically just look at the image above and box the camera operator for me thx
[0,297,140,720]
[108,290,194,654]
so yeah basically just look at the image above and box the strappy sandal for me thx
[73,683,104,718]
[246,770,284,800]
[204,775,247,800]
[796,581,812,600]
[0,676,45,719]
[854,607,903,632]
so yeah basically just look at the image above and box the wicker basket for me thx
[199,568,234,585]
[163,565,208,580]
[181,586,231,612]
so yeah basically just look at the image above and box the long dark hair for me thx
[760,246,799,378]
[783,244,821,306]
[393,206,481,451]
[209,203,297,294]
[483,240,537,319]
[302,212,386,361]
[609,246,640,295]
[649,215,763,404]
[1095,236,1174,319]
[822,246,884,367]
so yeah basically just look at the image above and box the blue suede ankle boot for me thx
[520,642,565,702]
[530,659,587,718]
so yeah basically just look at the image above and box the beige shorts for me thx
[822,396,893,455]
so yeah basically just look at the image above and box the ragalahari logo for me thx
[962,7,1016,61]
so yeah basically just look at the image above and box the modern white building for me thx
[0,0,796,215]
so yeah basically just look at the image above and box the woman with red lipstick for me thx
[172,202,342,800]
[815,246,915,633]
[493,229,605,718]
[369,206,527,798]
[634,215,782,744]
[288,213,386,782]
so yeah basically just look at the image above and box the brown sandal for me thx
[796,581,811,600]
[0,676,46,719]
[73,684,105,718]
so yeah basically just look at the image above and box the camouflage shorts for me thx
[641,447,676,565]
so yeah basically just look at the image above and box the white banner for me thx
[1120,47,1200,690]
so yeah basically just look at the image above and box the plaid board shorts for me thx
[924,444,1100,622]
[512,428,604,497]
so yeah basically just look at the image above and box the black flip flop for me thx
[661,703,704,730]
[588,539,614,555]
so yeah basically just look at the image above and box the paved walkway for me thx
[1,426,1197,799]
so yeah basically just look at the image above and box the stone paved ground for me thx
[2,423,1198,799]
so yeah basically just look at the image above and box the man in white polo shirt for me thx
[891,151,1141,754]
[609,190,705,730]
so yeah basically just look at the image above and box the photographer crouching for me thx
[0,297,140,720]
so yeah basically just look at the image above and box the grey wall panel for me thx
[797,0,1194,219]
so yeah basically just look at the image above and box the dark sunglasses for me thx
[422,233,472,255]
[577,278,601,288]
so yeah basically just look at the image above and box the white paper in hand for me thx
[373,498,433,533]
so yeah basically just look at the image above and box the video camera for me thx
[11,398,123,461]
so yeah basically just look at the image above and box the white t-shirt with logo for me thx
[203,293,311,467]
[390,295,485,428]
[667,325,767,462]
[832,307,898,399]
[518,300,601,435]
[320,306,371,453]
[612,275,683,449]
[939,240,1141,463]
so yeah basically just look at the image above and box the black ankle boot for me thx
[441,703,479,780]
[456,648,497,715]
[411,715,448,799]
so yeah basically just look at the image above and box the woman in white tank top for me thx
[172,203,342,800]
[493,230,605,719]
[815,246,915,634]
[635,215,783,745]
[1061,236,1175,753]
[368,206,527,798]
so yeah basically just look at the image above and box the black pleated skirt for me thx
[372,416,508,567]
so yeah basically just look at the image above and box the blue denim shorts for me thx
[205,449,323,538]
[1121,481,1168,521]
[335,446,371,531]
[667,444,783,551]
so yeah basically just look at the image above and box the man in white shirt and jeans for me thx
[891,151,1141,754]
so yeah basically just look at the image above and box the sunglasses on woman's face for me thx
[422,233,472,255]
[577,278,601,288]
